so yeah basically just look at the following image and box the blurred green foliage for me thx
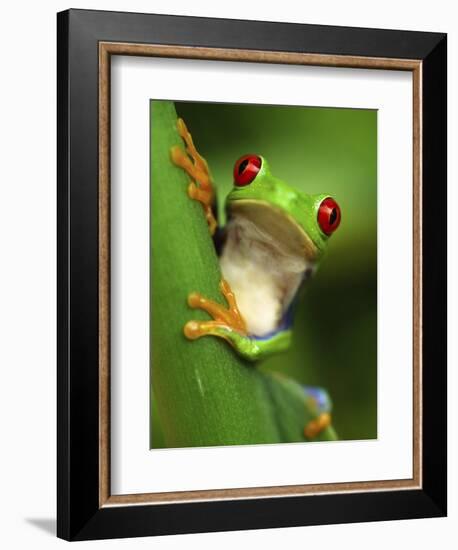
[151,101,377,447]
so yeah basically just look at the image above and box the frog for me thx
[170,118,341,438]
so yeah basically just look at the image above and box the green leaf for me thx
[150,100,337,448]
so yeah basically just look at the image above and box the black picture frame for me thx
[57,8,447,541]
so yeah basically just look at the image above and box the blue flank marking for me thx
[302,386,332,413]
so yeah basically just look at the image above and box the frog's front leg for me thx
[184,279,288,362]
[184,279,254,360]
[170,118,217,235]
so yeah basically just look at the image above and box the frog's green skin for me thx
[205,322,292,362]
[185,154,337,362]
[211,156,333,361]
[226,156,330,260]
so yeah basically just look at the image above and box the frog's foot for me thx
[304,412,332,439]
[170,118,217,235]
[184,279,264,360]
[185,279,246,338]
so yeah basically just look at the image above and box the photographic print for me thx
[150,100,377,449]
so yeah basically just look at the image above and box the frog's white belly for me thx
[219,216,312,337]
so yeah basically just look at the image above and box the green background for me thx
[151,101,377,447]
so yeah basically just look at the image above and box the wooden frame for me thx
[58,8,447,541]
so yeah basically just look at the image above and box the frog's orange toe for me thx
[304,412,332,439]
[187,181,198,199]
[184,320,201,340]
[176,117,187,136]
[170,146,182,164]
[187,293,202,308]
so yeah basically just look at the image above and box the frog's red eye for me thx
[318,197,341,235]
[233,154,262,186]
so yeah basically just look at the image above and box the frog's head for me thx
[226,154,341,261]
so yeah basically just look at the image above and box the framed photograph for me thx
[57,9,447,541]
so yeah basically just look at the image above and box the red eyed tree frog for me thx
[170,118,341,438]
